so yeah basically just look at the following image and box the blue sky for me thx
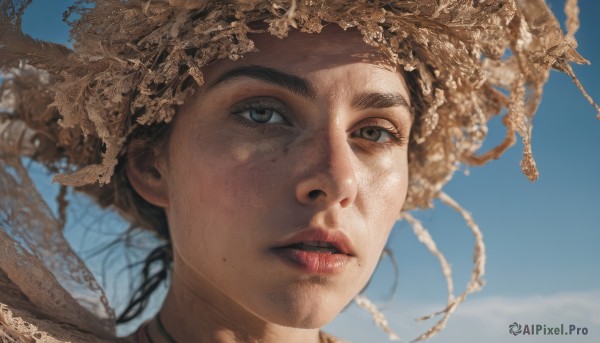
[18,1,600,342]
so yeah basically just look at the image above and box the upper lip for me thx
[273,227,356,256]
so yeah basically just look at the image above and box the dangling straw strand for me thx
[356,211,456,342]
[564,0,580,39]
[399,192,486,342]
[437,192,486,296]
[400,213,455,304]
[354,295,401,341]
[399,213,454,342]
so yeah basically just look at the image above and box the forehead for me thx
[249,25,395,71]
[199,25,408,99]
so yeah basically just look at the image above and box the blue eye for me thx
[353,126,395,143]
[240,108,286,124]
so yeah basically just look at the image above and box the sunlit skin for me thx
[127,25,412,343]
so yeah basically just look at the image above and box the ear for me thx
[125,139,169,208]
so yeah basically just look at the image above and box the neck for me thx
[152,255,321,343]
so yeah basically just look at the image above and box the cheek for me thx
[371,150,409,216]
[163,132,285,266]
[165,172,222,271]
[358,153,408,269]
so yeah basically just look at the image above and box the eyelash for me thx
[230,98,407,148]
[231,99,291,133]
[354,124,407,151]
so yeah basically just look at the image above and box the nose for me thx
[295,129,358,208]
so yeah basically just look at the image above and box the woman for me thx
[0,1,597,342]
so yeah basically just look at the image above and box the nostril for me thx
[308,189,324,200]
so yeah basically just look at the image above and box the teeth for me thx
[302,241,334,248]
[294,241,339,253]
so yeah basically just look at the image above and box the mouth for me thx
[271,229,356,275]
[286,241,342,254]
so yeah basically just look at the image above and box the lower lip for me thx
[271,247,353,274]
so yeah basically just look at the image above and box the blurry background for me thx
[18,1,600,342]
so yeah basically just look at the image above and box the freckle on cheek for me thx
[222,257,227,263]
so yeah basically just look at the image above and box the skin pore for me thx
[126,25,412,343]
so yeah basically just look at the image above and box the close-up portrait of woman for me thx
[0,0,598,342]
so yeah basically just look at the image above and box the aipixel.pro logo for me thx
[509,322,522,336]
[509,322,589,336]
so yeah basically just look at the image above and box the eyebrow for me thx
[352,92,411,112]
[206,65,317,99]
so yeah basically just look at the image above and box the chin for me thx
[258,290,346,329]
[269,310,338,329]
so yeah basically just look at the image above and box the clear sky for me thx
[18,1,600,342]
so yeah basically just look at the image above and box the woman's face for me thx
[160,26,411,328]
